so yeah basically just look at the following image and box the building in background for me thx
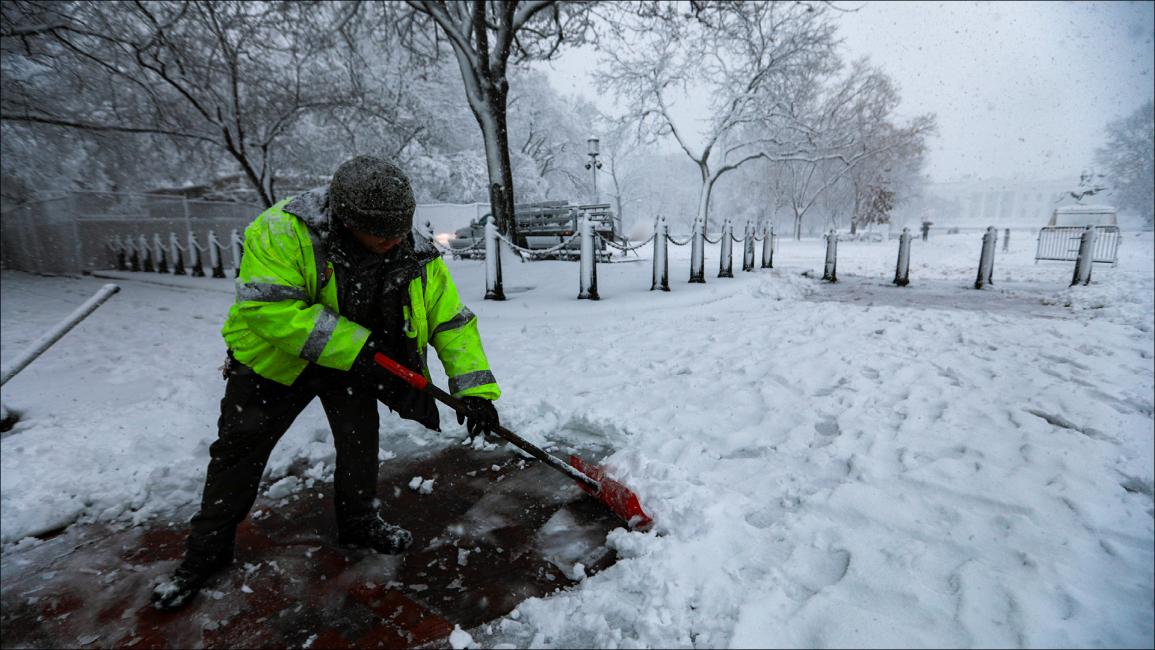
[897,176,1083,232]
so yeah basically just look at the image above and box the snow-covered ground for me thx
[2,230,1153,648]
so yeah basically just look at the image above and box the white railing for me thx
[1035,226,1120,265]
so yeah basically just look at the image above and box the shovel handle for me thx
[373,352,428,390]
[372,352,600,492]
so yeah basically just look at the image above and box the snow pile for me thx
[2,231,1152,647]
[264,476,300,501]
[408,476,435,494]
[448,624,477,649]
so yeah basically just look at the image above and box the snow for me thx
[408,476,435,494]
[265,476,300,500]
[2,229,1153,648]
[536,507,605,582]
[0,282,119,385]
[449,624,477,649]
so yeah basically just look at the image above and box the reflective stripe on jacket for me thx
[221,191,500,401]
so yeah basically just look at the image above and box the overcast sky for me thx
[537,1,1155,184]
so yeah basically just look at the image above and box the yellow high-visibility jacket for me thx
[221,189,499,424]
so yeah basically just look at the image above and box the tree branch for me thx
[0,112,215,143]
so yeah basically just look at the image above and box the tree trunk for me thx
[440,10,522,249]
[696,166,715,231]
[463,85,522,248]
[849,177,861,237]
[491,94,523,247]
[223,137,274,208]
[609,158,625,238]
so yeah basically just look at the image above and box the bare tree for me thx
[595,117,649,234]
[597,1,851,230]
[1,1,393,207]
[774,59,935,239]
[844,127,928,234]
[507,70,594,196]
[399,1,594,243]
[602,141,634,232]
[1095,99,1154,226]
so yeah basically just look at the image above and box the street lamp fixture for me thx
[584,136,602,204]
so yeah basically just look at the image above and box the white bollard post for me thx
[189,231,205,277]
[139,234,154,272]
[974,226,996,289]
[170,232,186,276]
[894,227,912,287]
[0,284,120,387]
[153,233,168,273]
[1070,225,1098,287]
[761,225,774,269]
[689,217,706,283]
[126,235,140,271]
[651,217,670,292]
[230,229,243,277]
[483,220,504,301]
[822,229,838,282]
[990,226,998,280]
[718,219,734,278]
[742,220,756,272]
[578,215,599,300]
[209,230,226,278]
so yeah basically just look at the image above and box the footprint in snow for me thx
[809,419,841,448]
[786,546,851,594]
[814,419,840,437]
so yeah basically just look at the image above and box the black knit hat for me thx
[329,156,415,238]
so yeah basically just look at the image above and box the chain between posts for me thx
[495,231,582,257]
[667,234,693,246]
[595,232,655,252]
[428,239,460,256]
[437,237,484,256]
[702,233,721,245]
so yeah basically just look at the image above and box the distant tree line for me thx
[1095,100,1154,227]
[2,0,936,241]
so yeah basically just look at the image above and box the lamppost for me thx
[585,136,602,204]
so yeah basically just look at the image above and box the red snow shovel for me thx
[373,353,654,532]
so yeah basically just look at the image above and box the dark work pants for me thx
[184,359,379,564]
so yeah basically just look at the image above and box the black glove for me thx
[457,397,499,441]
[351,333,403,389]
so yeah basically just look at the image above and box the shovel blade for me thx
[568,455,653,532]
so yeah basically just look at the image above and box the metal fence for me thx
[1035,225,1120,265]
[0,192,262,275]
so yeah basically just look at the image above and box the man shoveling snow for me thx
[152,156,501,610]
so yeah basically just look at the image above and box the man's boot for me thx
[150,552,233,611]
[338,514,413,554]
